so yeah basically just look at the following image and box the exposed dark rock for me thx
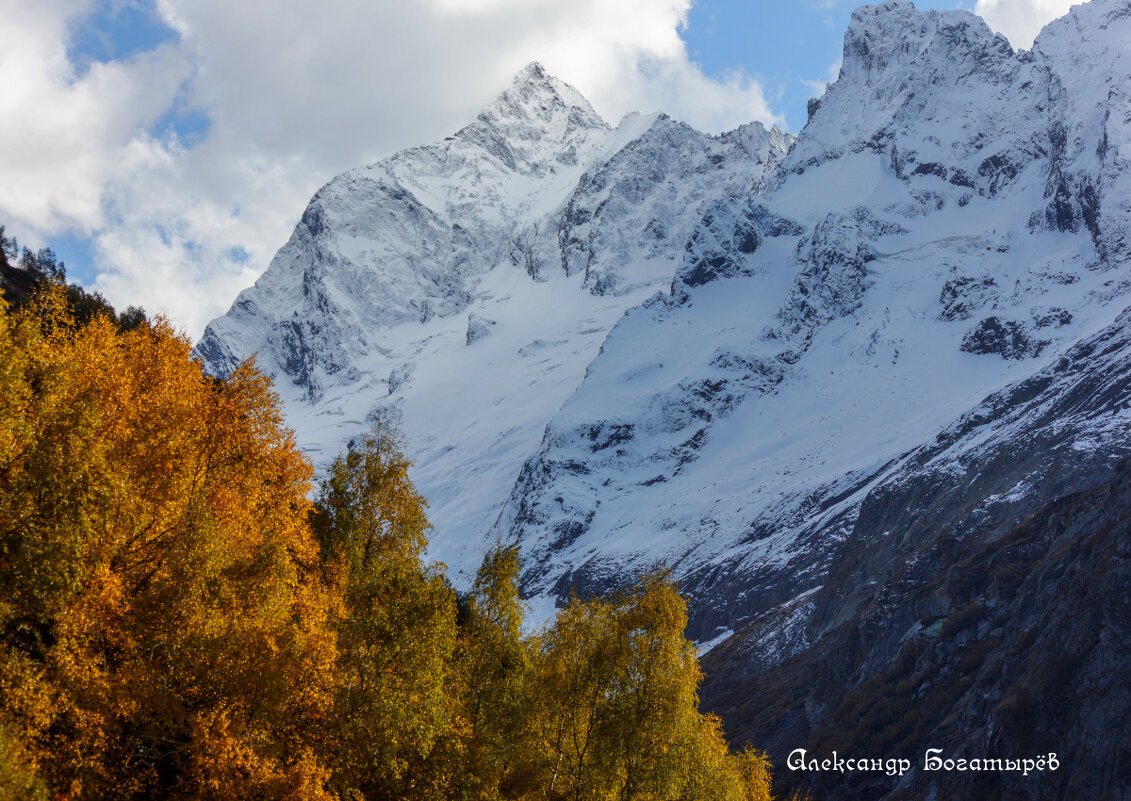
[546,557,619,604]
[465,312,497,345]
[387,362,414,394]
[977,153,1021,196]
[550,514,594,550]
[938,276,998,321]
[582,422,635,452]
[702,307,1131,801]
[807,96,822,124]
[911,161,949,180]
[769,209,890,344]
[1032,307,1073,329]
[705,463,1131,801]
[674,199,804,290]
[949,169,975,188]
[960,317,1048,360]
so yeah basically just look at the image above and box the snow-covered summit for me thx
[470,61,608,159]
[197,1,1130,639]
[788,0,1128,254]
[792,1,1025,193]
[194,63,792,580]
[488,0,1131,632]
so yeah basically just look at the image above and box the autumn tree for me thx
[312,416,461,801]
[531,574,774,801]
[0,722,46,801]
[0,288,337,800]
[456,544,537,799]
[0,282,779,801]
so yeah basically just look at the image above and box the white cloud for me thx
[0,0,785,339]
[801,56,842,101]
[0,0,191,233]
[973,0,1076,49]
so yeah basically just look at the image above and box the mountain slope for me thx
[701,306,1131,800]
[496,0,1131,639]
[195,2,1131,794]
[194,63,792,580]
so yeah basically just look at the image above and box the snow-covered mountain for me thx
[198,2,1131,795]
[494,0,1131,633]
[195,62,792,580]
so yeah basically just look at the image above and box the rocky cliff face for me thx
[494,0,1131,644]
[197,2,1131,796]
[193,62,791,580]
[700,304,1131,799]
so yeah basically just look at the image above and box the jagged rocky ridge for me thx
[195,63,792,578]
[197,2,1131,797]
[495,0,1131,636]
[196,64,791,400]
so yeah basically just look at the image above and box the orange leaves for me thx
[0,287,777,801]
[0,288,337,799]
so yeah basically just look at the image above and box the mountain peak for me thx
[476,62,607,134]
[787,0,1016,165]
[514,60,551,84]
[1033,0,1131,57]
[841,0,1009,79]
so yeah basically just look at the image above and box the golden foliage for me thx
[0,287,780,801]
[527,574,772,801]
[314,417,460,800]
[456,545,535,800]
[0,289,337,799]
[0,722,47,801]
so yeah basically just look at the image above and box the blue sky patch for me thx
[45,230,99,286]
[227,246,251,264]
[67,0,179,76]
[681,0,975,131]
[150,103,213,146]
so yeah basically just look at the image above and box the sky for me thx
[0,0,1080,339]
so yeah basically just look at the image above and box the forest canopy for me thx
[0,281,777,801]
